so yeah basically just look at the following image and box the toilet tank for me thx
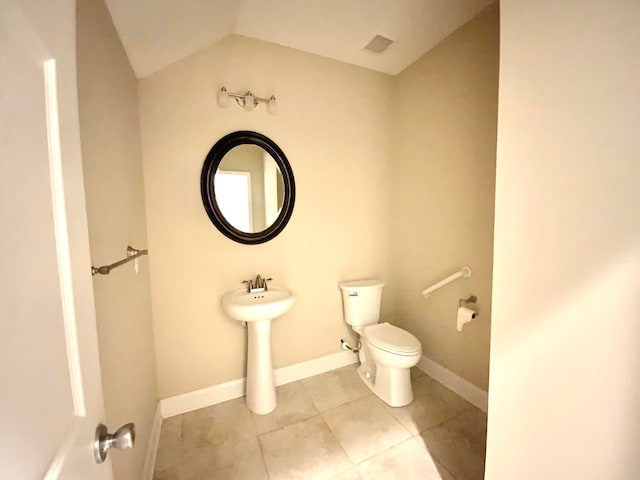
[339,279,385,327]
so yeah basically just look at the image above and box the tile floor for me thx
[153,365,487,480]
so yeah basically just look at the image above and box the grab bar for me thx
[421,266,472,298]
[91,246,148,276]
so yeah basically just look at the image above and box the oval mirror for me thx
[200,131,295,244]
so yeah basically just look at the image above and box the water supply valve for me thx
[340,339,360,354]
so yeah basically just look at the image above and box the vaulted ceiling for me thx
[104,0,494,79]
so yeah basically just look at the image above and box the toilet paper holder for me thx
[459,295,477,307]
[457,295,478,332]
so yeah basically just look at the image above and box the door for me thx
[215,170,254,231]
[0,1,112,479]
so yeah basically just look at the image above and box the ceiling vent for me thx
[364,35,394,54]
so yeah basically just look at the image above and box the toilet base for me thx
[356,364,414,407]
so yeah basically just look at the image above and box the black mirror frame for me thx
[200,130,296,245]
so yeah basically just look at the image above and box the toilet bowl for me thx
[356,322,422,407]
[339,280,422,407]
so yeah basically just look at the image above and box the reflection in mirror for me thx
[201,130,295,245]
[214,145,284,233]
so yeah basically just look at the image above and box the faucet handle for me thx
[241,279,254,292]
[263,277,273,290]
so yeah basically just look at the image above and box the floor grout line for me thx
[152,364,486,480]
[254,433,272,480]
[319,409,358,468]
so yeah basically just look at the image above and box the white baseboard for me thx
[159,351,486,419]
[160,377,246,418]
[273,349,357,385]
[160,350,358,418]
[417,355,488,412]
[141,402,163,480]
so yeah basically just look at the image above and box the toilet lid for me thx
[364,322,421,355]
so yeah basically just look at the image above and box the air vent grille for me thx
[364,35,394,54]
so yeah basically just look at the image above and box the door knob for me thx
[94,422,136,464]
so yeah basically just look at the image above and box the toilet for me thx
[339,279,422,407]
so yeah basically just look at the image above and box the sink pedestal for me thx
[221,285,295,415]
[245,319,276,415]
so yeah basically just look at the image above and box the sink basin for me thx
[221,285,296,415]
[222,286,296,322]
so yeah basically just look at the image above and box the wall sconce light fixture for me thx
[217,86,277,114]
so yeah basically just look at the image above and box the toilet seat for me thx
[364,322,421,355]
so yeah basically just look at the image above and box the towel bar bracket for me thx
[91,246,148,276]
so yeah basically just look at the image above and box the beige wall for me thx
[389,4,499,390]
[486,0,640,478]
[139,35,393,398]
[76,0,158,478]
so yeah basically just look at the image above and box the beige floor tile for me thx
[356,437,451,480]
[301,365,370,411]
[154,367,486,480]
[252,381,319,434]
[458,474,485,480]
[181,397,256,449]
[384,378,465,435]
[155,416,182,472]
[439,407,487,454]
[418,419,486,480]
[327,467,363,480]
[152,466,179,480]
[259,415,352,480]
[416,375,473,411]
[179,436,268,480]
[322,396,411,464]
[410,366,426,380]
[436,462,456,480]
[162,415,183,436]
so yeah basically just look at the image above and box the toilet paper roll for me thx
[457,306,478,332]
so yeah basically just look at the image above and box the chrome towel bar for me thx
[91,246,148,276]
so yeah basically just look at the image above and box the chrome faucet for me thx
[241,279,254,292]
[254,274,273,291]
[242,275,272,293]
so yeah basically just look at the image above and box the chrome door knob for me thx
[94,422,136,464]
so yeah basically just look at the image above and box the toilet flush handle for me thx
[348,292,358,297]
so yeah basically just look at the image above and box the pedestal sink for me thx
[222,285,296,414]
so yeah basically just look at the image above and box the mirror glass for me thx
[214,145,285,233]
[200,131,295,245]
